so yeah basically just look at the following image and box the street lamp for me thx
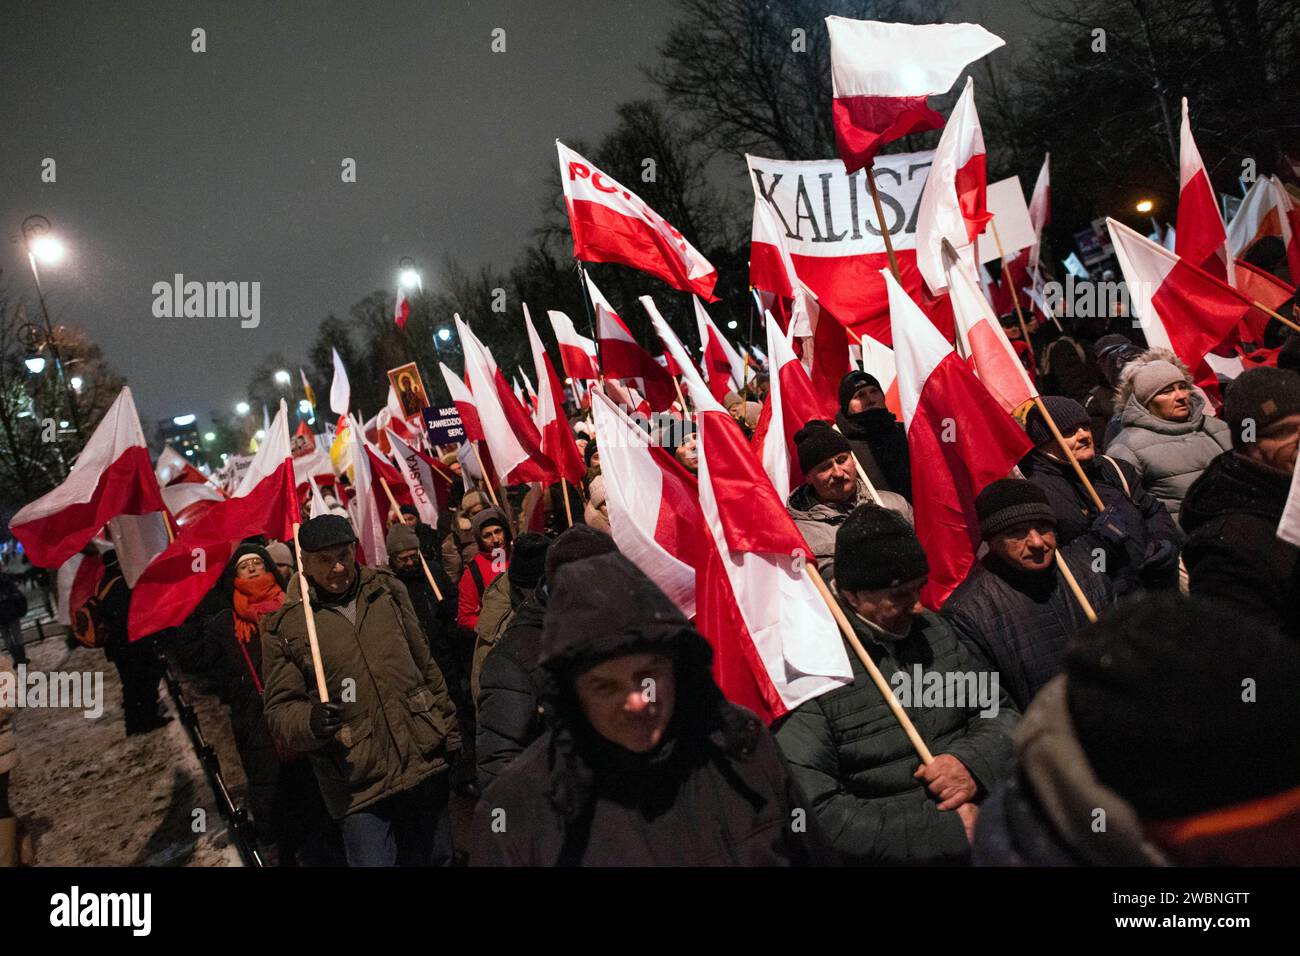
[1135,199,1154,213]
[24,357,46,374]
[437,328,451,342]
[235,401,251,416]
[19,214,83,440]
[69,375,83,391]
[399,256,422,292]
[203,431,216,442]
[274,369,292,387]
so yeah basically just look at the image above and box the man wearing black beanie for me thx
[1181,365,1300,641]
[974,592,1300,865]
[476,525,618,790]
[1021,395,1182,596]
[944,479,1115,710]
[835,370,912,501]
[786,419,912,580]
[774,505,1018,865]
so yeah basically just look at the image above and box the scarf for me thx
[232,573,285,644]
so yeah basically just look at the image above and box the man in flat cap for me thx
[261,514,462,866]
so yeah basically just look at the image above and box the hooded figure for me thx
[456,507,511,633]
[471,552,830,866]
[1105,351,1231,519]
[833,370,912,501]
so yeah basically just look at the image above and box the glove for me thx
[309,701,343,740]
[1141,538,1178,572]
[1090,502,1141,545]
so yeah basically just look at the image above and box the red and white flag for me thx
[885,270,1031,608]
[455,315,555,484]
[1108,218,1254,379]
[350,417,389,566]
[160,482,223,529]
[755,310,827,499]
[1176,98,1234,286]
[1026,152,1050,274]
[1227,175,1300,282]
[10,387,165,569]
[656,296,853,723]
[859,333,902,419]
[386,428,440,527]
[915,77,992,294]
[586,271,678,410]
[694,297,745,402]
[946,243,1038,414]
[155,445,210,487]
[128,402,298,639]
[329,347,350,416]
[826,16,1003,173]
[546,309,600,381]
[439,361,484,442]
[590,389,705,616]
[525,304,586,486]
[394,286,411,329]
[557,140,718,300]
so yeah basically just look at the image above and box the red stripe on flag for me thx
[831,94,944,174]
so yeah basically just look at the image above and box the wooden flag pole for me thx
[471,442,502,509]
[379,476,444,601]
[672,375,689,415]
[805,564,934,765]
[830,423,885,507]
[1055,550,1098,624]
[291,521,330,703]
[1251,299,1300,335]
[560,477,574,528]
[991,221,1036,354]
[865,168,902,282]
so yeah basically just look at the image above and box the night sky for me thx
[1,0,1022,428]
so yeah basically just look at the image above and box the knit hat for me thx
[471,507,507,539]
[508,533,550,589]
[834,505,929,591]
[265,541,294,570]
[975,479,1056,540]
[1130,360,1186,407]
[1025,395,1090,447]
[1223,366,1300,447]
[385,522,420,557]
[1065,591,1300,820]
[838,370,882,414]
[297,514,357,552]
[545,524,619,582]
[794,419,852,474]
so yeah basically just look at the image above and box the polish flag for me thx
[525,305,586,485]
[455,315,555,484]
[590,389,706,617]
[1108,218,1254,379]
[329,347,350,416]
[694,297,746,402]
[586,271,678,410]
[558,141,718,300]
[656,296,853,722]
[364,440,412,522]
[885,270,1032,608]
[755,310,827,499]
[1026,152,1050,274]
[128,402,298,639]
[915,77,992,294]
[349,416,389,566]
[1228,175,1300,282]
[1176,98,1234,286]
[439,361,484,442]
[749,196,850,417]
[859,333,902,419]
[56,548,105,628]
[155,445,210,487]
[827,17,1004,174]
[388,428,452,520]
[10,388,165,569]
[945,242,1038,414]
[547,310,600,381]
[160,482,223,529]
[394,286,412,329]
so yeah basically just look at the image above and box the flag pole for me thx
[471,442,502,509]
[291,521,330,703]
[575,261,598,342]
[805,564,934,765]
[379,476,445,602]
[831,423,885,507]
[1055,550,1097,624]
[1032,395,1105,511]
[1251,300,1300,334]
[990,221,1036,355]
[560,477,574,528]
[866,168,902,282]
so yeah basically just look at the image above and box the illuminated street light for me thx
[204,431,216,442]
[235,401,251,415]
[437,328,451,342]
[24,356,46,374]
[727,320,738,330]
[255,429,266,441]
[70,375,83,391]
[399,256,423,292]
[29,234,65,266]
[298,398,313,415]
[1135,199,1154,213]
[274,369,292,387]
[173,414,197,426]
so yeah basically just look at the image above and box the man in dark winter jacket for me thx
[262,515,462,867]
[387,524,464,716]
[99,550,170,736]
[974,593,1300,866]
[834,370,912,500]
[471,551,830,866]
[471,532,548,703]
[476,526,617,791]
[1020,396,1181,595]
[1181,367,1300,641]
[786,420,912,579]
[774,506,1019,866]
[944,480,1115,711]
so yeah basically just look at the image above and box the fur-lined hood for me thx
[1114,348,1194,410]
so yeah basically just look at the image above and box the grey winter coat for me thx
[787,482,913,580]
[1105,391,1230,520]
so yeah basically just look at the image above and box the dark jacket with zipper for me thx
[261,566,461,819]
[773,608,1019,865]
[475,588,547,790]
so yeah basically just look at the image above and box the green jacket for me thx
[773,608,1018,865]
[261,566,461,819]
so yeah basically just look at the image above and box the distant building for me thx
[156,414,205,467]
